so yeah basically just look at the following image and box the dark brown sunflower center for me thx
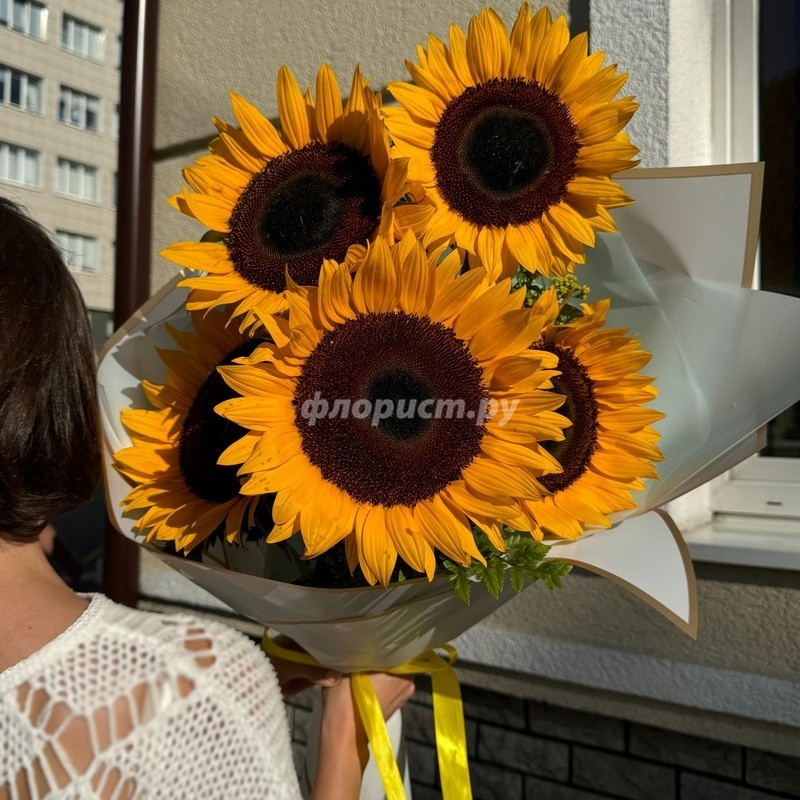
[293,312,488,506]
[366,368,434,442]
[431,78,580,227]
[537,342,598,493]
[227,141,382,292]
[179,339,264,503]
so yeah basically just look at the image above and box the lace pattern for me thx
[0,596,301,800]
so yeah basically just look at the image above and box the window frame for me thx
[55,230,100,274]
[54,156,100,203]
[0,140,40,187]
[57,85,102,133]
[0,63,43,114]
[708,0,800,521]
[0,0,47,39]
[60,13,105,62]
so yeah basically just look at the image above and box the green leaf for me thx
[442,526,572,604]
[510,565,526,593]
[477,558,505,599]
[448,568,472,605]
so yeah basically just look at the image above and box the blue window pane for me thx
[12,0,24,31]
[10,71,20,106]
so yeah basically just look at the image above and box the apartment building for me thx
[0,0,121,345]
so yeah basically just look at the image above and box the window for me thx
[58,86,100,132]
[111,102,119,138]
[0,0,45,38]
[722,7,798,454]
[56,231,98,273]
[0,64,42,112]
[113,34,121,69]
[112,171,117,207]
[706,0,800,537]
[87,309,115,348]
[758,1,800,455]
[0,141,39,186]
[61,14,104,60]
[55,158,99,202]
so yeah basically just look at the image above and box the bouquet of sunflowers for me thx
[100,4,800,677]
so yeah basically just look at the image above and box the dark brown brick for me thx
[404,697,436,743]
[682,772,786,800]
[404,698,478,756]
[528,702,625,751]
[573,747,675,800]
[410,785,443,800]
[470,761,524,800]
[525,777,612,800]
[407,740,438,787]
[477,725,569,781]
[463,684,526,730]
[629,724,742,778]
[746,750,800,796]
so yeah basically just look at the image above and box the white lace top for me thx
[0,595,302,800]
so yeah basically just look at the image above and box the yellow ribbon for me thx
[262,632,472,800]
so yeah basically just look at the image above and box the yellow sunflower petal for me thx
[352,238,396,313]
[301,480,353,556]
[544,31,589,95]
[229,91,289,158]
[447,23,473,87]
[120,408,178,442]
[466,7,511,84]
[277,65,312,149]
[396,231,435,315]
[385,505,436,580]
[414,495,482,567]
[314,64,344,141]
[428,264,485,324]
[387,81,446,125]
[180,191,232,233]
[355,505,398,586]
[212,117,266,173]
[532,13,569,83]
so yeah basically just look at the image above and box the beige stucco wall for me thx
[152,0,569,153]
[147,0,800,752]
[150,0,568,290]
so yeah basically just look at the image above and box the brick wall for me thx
[285,678,800,800]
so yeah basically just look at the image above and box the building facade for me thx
[0,0,120,345]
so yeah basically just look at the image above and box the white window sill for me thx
[683,515,800,571]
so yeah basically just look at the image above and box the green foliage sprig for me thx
[512,267,591,324]
[442,528,572,605]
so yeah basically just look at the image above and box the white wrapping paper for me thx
[98,165,800,669]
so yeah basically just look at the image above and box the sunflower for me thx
[520,299,664,540]
[114,310,264,552]
[162,65,432,331]
[215,232,570,585]
[385,4,638,279]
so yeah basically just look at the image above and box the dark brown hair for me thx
[0,197,101,542]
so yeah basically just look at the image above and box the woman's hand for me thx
[323,672,416,729]
[267,635,343,697]
[267,636,416,800]
[312,674,415,800]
